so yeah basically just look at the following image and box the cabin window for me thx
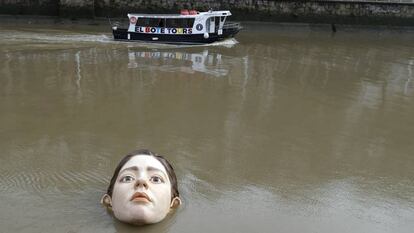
[166,18,195,28]
[137,18,165,27]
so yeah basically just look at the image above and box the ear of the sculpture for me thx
[170,196,182,209]
[101,194,113,209]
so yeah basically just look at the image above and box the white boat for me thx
[112,9,241,44]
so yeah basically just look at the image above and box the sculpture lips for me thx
[131,192,151,203]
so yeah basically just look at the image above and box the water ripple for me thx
[0,169,108,194]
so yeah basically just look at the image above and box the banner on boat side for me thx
[134,26,193,34]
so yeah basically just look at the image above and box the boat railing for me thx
[223,22,242,30]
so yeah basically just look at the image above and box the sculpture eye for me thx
[120,175,135,183]
[150,176,163,184]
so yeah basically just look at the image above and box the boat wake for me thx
[202,38,239,48]
[0,30,114,44]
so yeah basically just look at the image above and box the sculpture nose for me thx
[134,177,148,189]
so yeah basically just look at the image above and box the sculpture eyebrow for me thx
[120,166,139,173]
[120,166,167,177]
[147,166,167,177]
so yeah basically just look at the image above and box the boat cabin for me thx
[111,9,240,44]
[127,10,231,36]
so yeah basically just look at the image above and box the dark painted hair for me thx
[106,149,179,201]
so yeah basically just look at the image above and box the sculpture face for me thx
[110,155,174,225]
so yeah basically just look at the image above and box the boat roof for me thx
[128,10,231,18]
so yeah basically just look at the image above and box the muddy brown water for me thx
[0,20,414,233]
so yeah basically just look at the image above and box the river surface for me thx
[0,19,414,233]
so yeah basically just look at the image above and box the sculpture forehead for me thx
[120,155,167,173]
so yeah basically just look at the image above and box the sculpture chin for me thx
[130,217,163,226]
[113,206,167,225]
[123,215,165,226]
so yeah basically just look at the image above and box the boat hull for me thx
[112,28,239,44]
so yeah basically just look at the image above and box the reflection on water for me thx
[0,21,414,233]
[127,49,247,77]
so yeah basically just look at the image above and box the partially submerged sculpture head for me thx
[101,149,181,225]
